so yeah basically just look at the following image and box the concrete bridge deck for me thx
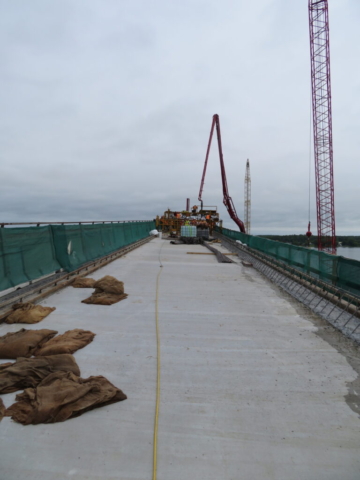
[0,237,359,480]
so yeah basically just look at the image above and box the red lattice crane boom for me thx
[308,0,336,253]
[198,114,246,233]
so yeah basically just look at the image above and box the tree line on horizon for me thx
[260,235,360,248]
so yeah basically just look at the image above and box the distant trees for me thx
[259,235,360,248]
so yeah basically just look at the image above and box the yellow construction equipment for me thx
[156,206,222,237]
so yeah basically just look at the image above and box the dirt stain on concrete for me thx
[220,233,360,417]
[274,283,360,418]
[242,271,255,283]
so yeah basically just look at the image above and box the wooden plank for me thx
[187,252,215,255]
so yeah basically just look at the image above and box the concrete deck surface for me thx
[0,238,360,480]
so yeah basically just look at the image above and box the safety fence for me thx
[0,221,155,292]
[217,227,360,298]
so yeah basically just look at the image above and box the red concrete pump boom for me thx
[198,114,246,233]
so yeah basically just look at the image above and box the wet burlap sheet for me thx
[0,354,80,394]
[93,276,124,295]
[82,293,128,305]
[5,371,127,425]
[5,303,56,324]
[0,398,4,422]
[0,328,58,359]
[82,275,127,305]
[72,277,96,288]
[34,329,96,356]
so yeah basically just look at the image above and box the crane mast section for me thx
[198,114,245,233]
[244,159,251,235]
[308,0,336,253]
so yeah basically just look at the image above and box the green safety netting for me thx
[218,227,360,297]
[0,221,155,292]
[0,226,61,292]
[51,221,155,271]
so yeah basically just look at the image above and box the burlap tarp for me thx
[82,293,128,305]
[5,371,127,425]
[0,328,58,359]
[0,398,5,422]
[72,277,96,288]
[82,275,127,305]
[5,303,56,324]
[34,329,95,356]
[0,354,80,394]
[93,276,124,294]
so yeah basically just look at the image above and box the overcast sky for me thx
[1,0,359,234]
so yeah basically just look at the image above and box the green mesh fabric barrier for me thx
[218,227,360,297]
[0,221,155,292]
[51,222,155,272]
[51,221,155,272]
[0,226,61,292]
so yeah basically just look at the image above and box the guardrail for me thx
[0,220,156,292]
[0,235,155,321]
[216,232,360,344]
[1,220,151,227]
[217,227,360,298]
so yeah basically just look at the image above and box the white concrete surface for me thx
[0,238,360,480]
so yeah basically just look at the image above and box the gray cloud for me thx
[1,0,359,235]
